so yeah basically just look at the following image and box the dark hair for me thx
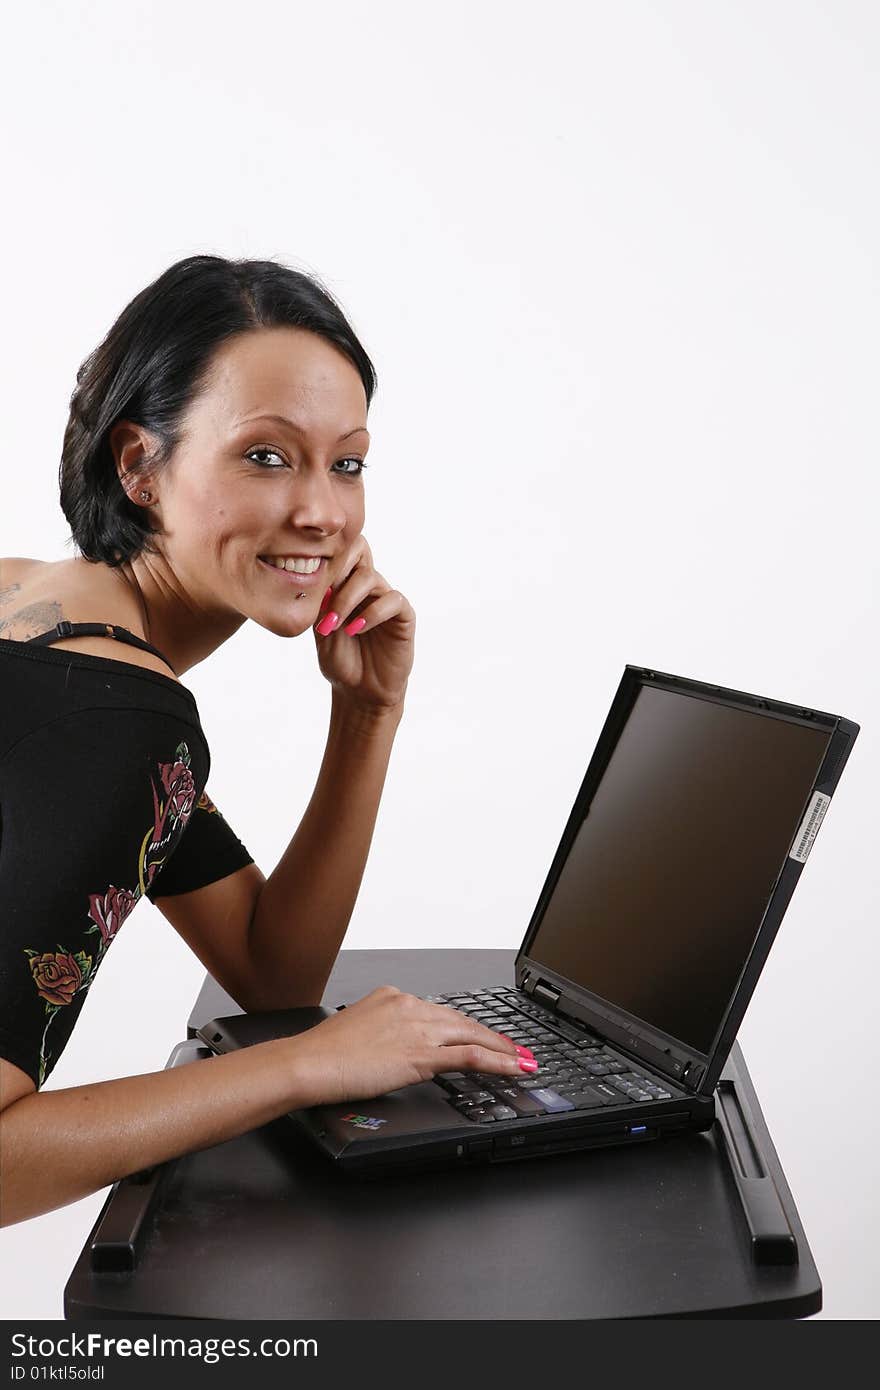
[59,255,378,567]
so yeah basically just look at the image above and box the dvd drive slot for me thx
[490,1111,691,1158]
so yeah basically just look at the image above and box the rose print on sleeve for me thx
[141,747,197,896]
[23,740,198,1086]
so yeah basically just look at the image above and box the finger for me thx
[433,1006,527,1060]
[470,1022,525,1056]
[339,591,413,637]
[336,538,373,588]
[315,573,390,636]
[438,1044,540,1078]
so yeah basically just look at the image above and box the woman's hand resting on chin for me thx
[313,534,415,714]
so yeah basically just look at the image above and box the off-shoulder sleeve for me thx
[144,789,255,901]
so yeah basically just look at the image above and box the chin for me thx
[266,610,314,638]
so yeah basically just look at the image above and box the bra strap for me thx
[27,621,178,676]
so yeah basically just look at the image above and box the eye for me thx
[246,447,369,477]
[246,447,286,468]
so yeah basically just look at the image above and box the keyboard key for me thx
[489,1105,518,1120]
[492,1086,547,1116]
[461,1106,497,1123]
[586,1063,610,1075]
[530,1088,575,1113]
[562,1088,608,1109]
[450,1093,482,1109]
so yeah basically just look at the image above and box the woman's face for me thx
[114,325,370,640]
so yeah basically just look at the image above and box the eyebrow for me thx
[237,413,369,443]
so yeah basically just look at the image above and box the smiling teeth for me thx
[263,556,322,573]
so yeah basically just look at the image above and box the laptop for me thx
[198,664,859,1175]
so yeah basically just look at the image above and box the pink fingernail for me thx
[345,617,367,635]
[519,1059,539,1073]
[316,611,339,636]
[514,1045,535,1059]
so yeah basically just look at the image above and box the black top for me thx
[0,625,255,1089]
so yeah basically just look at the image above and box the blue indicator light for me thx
[630,1125,647,1135]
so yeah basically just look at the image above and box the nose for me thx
[287,468,348,535]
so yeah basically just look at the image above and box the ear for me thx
[110,420,158,504]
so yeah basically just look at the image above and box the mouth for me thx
[257,555,328,587]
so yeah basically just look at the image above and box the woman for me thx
[0,254,537,1226]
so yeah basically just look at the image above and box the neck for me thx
[110,556,247,677]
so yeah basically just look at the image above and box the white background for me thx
[1,0,877,1320]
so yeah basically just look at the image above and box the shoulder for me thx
[0,556,45,588]
[0,557,51,634]
[0,557,67,640]
[0,558,177,682]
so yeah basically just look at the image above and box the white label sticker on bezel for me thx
[789,791,831,863]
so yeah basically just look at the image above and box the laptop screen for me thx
[527,684,832,1056]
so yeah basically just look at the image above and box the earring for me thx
[139,491,151,502]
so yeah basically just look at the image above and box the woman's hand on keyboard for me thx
[286,985,536,1106]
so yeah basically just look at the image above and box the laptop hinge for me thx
[532,980,561,1009]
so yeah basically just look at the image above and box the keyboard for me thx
[423,986,677,1124]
